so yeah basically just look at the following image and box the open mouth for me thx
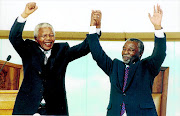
[123,55,131,61]
[44,42,52,47]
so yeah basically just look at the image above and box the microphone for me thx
[0,55,11,73]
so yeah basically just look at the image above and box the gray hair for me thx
[34,23,55,38]
[126,38,144,55]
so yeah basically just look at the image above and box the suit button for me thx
[123,93,126,96]
[39,71,41,75]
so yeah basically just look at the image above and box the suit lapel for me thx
[124,61,140,92]
[32,42,45,72]
[117,62,126,91]
[46,43,60,69]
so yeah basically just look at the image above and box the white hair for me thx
[34,23,55,38]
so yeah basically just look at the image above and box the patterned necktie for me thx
[120,66,129,116]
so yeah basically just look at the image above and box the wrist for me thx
[90,21,96,26]
[96,22,101,28]
[96,25,101,28]
[21,12,29,18]
[154,25,162,30]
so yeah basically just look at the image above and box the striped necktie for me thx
[121,66,129,116]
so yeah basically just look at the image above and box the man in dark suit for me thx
[9,2,100,115]
[87,5,166,116]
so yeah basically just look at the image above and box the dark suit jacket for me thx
[9,19,90,115]
[87,33,166,116]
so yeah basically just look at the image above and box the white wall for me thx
[0,0,180,116]
[0,0,180,32]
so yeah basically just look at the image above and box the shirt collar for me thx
[39,47,52,58]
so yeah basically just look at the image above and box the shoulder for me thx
[113,58,124,65]
[54,42,69,48]
[24,39,39,46]
[52,42,70,52]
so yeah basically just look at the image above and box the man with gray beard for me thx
[87,4,166,116]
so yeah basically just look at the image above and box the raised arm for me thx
[87,10,113,76]
[147,4,166,76]
[65,10,102,62]
[21,2,38,18]
[9,2,38,57]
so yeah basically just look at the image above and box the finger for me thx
[91,10,94,17]
[96,10,101,13]
[28,2,36,10]
[160,8,163,15]
[97,10,102,16]
[157,4,159,12]
[34,6,38,11]
[154,5,156,13]
[94,14,100,19]
[148,13,152,19]
[157,4,161,13]
[94,12,101,16]
[92,10,102,20]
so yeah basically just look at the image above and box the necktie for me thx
[44,51,48,65]
[120,66,129,116]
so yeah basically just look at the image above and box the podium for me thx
[0,60,23,115]
[152,67,169,116]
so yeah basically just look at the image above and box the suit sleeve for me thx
[146,34,166,76]
[9,18,29,58]
[87,34,113,76]
[65,35,91,62]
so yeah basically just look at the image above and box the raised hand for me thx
[148,4,163,30]
[21,2,38,18]
[90,10,102,28]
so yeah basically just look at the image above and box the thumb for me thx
[148,13,152,19]
[34,6,38,11]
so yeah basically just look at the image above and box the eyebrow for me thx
[129,47,135,50]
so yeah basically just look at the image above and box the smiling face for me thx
[35,27,55,51]
[122,41,141,64]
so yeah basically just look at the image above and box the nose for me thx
[46,35,51,40]
[123,49,129,55]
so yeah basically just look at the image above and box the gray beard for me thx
[123,59,131,64]
[122,55,131,64]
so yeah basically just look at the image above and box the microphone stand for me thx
[0,55,11,73]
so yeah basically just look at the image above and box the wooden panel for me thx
[161,67,169,116]
[152,71,163,93]
[0,61,23,115]
[152,67,169,116]
[0,110,13,115]
[0,66,19,90]
[0,30,180,41]
[152,94,162,116]
[0,60,23,90]
[152,67,169,93]
[0,90,18,115]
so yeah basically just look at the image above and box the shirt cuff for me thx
[89,26,101,35]
[17,15,27,23]
[155,29,165,38]
[96,28,101,35]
